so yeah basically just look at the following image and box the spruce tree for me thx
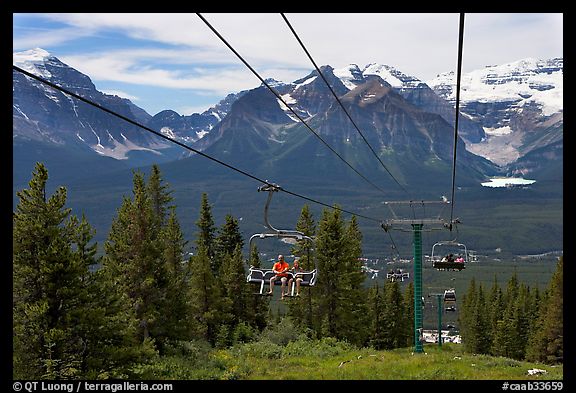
[288,204,316,331]
[101,171,166,344]
[249,243,261,268]
[195,193,217,270]
[381,281,407,349]
[156,207,190,345]
[292,204,316,270]
[246,243,270,331]
[313,207,368,346]
[459,277,478,353]
[75,244,156,378]
[526,256,563,364]
[337,215,369,346]
[13,163,87,378]
[314,207,346,338]
[474,284,492,354]
[492,273,522,359]
[215,245,255,346]
[147,164,173,227]
[367,283,387,349]
[187,245,223,346]
[215,213,244,262]
[487,275,504,355]
[13,163,151,379]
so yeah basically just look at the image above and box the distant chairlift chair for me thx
[386,269,410,282]
[431,240,468,271]
[444,288,457,312]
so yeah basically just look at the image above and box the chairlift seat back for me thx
[247,267,317,294]
[433,261,466,271]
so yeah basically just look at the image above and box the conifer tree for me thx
[249,243,261,268]
[381,281,407,349]
[288,204,316,330]
[13,163,151,379]
[292,204,316,270]
[246,243,270,331]
[526,256,563,364]
[81,273,157,377]
[313,207,368,346]
[156,207,190,345]
[101,171,166,344]
[337,215,369,346]
[195,193,217,269]
[314,207,346,338]
[367,283,387,349]
[474,284,492,354]
[504,270,520,307]
[187,245,224,346]
[487,275,504,355]
[491,273,522,358]
[215,245,255,346]
[13,163,87,378]
[215,213,244,262]
[147,164,173,227]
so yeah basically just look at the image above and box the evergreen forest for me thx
[12,163,563,380]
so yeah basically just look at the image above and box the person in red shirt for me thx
[267,254,291,299]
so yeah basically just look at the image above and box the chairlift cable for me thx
[386,230,401,260]
[449,13,465,232]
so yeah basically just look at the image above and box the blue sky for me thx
[13,13,563,116]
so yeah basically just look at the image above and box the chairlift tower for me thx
[381,200,455,353]
[428,293,446,348]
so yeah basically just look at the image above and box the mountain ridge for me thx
[12,48,563,259]
[13,48,562,176]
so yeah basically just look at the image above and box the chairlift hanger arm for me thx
[258,183,307,237]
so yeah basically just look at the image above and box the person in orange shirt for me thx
[268,254,291,299]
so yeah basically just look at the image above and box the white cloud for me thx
[15,13,563,83]
[60,50,260,94]
[13,13,562,116]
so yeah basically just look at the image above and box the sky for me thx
[13,13,563,117]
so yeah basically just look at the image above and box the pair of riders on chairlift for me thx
[440,253,465,264]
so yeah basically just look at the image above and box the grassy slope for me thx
[135,339,562,380]
[215,343,563,380]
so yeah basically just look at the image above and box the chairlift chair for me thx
[246,184,318,296]
[430,240,467,271]
[443,288,456,302]
[386,269,410,283]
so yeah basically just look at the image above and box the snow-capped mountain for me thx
[13,48,177,163]
[427,58,563,166]
[189,64,499,191]
[428,58,563,117]
[12,48,241,164]
[13,48,562,182]
[331,63,487,143]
